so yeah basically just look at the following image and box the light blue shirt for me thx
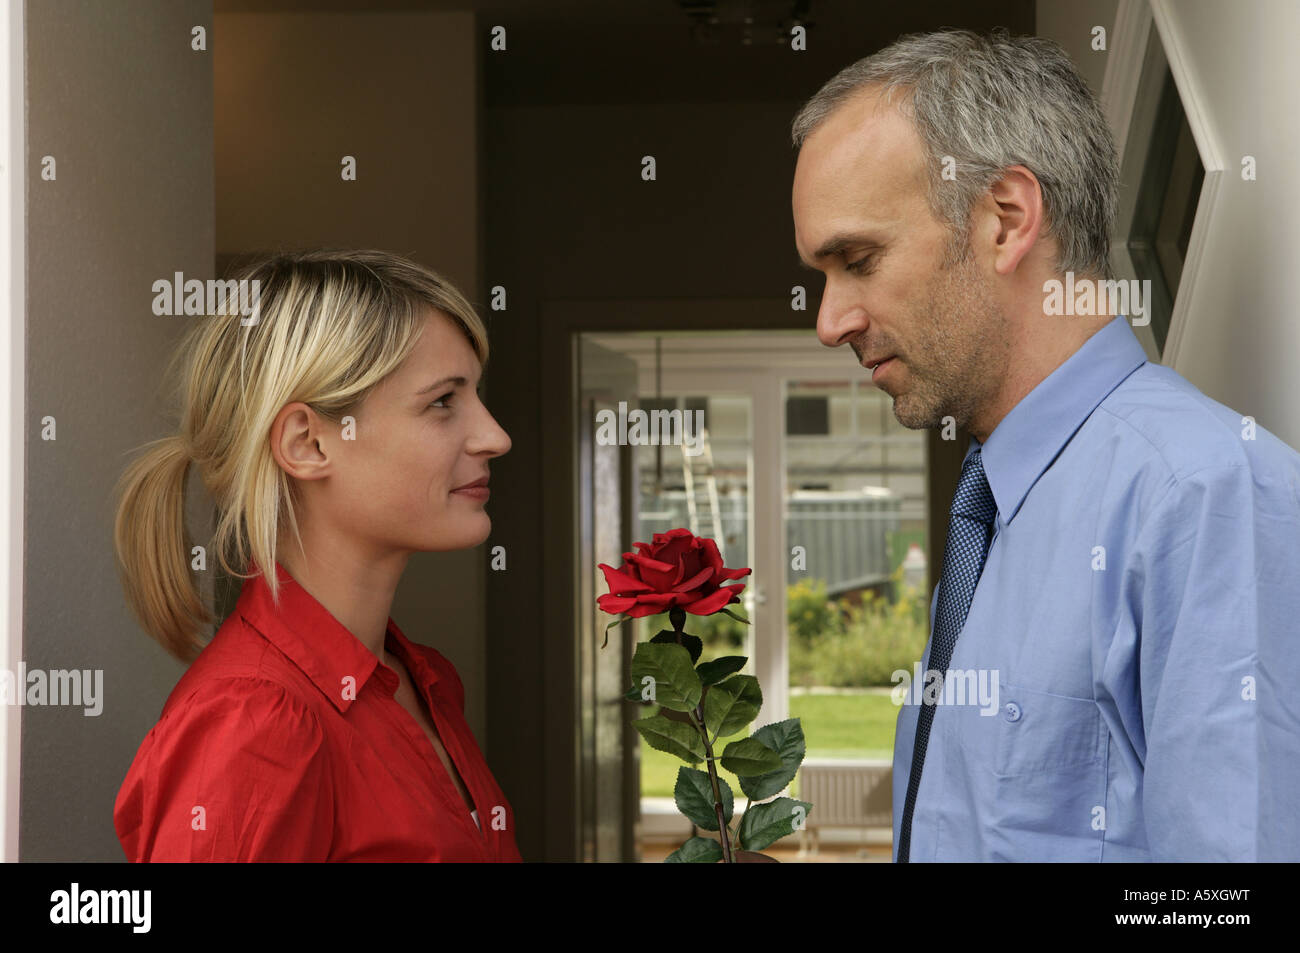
[891,314,1300,861]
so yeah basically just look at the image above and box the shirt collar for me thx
[237,560,440,714]
[973,315,1148,527]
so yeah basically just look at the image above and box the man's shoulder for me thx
[1095,362,1300,485]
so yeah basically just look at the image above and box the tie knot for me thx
[952,448,997,525]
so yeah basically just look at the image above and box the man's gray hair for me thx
[791,28,1119,278]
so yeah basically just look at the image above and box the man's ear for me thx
[269,402,332,482]
[982,164,1046,276]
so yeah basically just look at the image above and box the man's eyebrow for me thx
[415,375,474,395]
[797,233,885,270]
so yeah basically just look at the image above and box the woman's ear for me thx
[270,402,332,482]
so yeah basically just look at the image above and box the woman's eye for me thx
[429,383,485,410]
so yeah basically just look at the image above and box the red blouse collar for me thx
[236,560,439,714]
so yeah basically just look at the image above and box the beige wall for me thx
[213,10,490,741]
[24,0,213,861]
[1037,0,1119,96]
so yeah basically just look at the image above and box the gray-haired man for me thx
[791,29,1300,862]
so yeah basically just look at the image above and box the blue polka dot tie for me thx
[897,446,997,862]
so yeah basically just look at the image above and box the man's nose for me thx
[815,284,866,348]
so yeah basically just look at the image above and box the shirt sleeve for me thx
[113,677,335,862]
[1123,463,1300,861]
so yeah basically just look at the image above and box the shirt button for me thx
[1004,701,1022,722]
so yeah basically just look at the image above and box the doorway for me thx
[577,326,932,861]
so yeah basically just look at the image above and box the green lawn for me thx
[639,691,899,799]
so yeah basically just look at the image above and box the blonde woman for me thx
[111,249,518,861]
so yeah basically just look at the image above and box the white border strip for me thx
[0,0,25,864]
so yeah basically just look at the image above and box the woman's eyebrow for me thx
[416,374,467,395]
[414,375,468,395]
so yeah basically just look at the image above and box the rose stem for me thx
[672,606,735,863]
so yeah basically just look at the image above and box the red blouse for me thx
[113,561,522,862]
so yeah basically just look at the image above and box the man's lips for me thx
[869,356,898,383]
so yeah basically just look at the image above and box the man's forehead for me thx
[797,89,921,189]
[793,88,926,257]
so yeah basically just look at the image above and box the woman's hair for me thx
[112,248,489,663]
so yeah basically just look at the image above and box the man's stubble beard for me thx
[889,241,1008,434]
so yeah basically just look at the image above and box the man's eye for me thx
[846,255,876,275]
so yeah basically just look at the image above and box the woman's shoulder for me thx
[158,610,325,721]
[115,656,335,862]
[152,667,327,748]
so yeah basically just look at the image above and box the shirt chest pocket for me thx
[948,681,1105,778]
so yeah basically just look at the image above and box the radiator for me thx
[797,758,893,852]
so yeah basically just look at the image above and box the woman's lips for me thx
[452,484,490,501]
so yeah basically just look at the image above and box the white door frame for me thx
[1,0,26,864]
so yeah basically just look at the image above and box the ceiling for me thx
[213,0,1036,106]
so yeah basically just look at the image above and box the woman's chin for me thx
[428,516,492,551]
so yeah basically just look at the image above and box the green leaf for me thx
[673,766,734,831]
[630,642,702,713]
[650,628,703,664]
[664,836,723,863]
[719,735,783,776]
[718,607,751,625]
[701,675,762,741]
[738,797,813,852]
[696,655,747,685]
[739,718,806,801]
[633,713,705,764]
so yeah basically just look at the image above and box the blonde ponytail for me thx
[112,435,212,662]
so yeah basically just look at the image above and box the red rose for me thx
[598,528,751,619]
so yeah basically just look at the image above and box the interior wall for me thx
[23,0,213,861]
[1036,0,1119,97]
[213,10,490,742]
